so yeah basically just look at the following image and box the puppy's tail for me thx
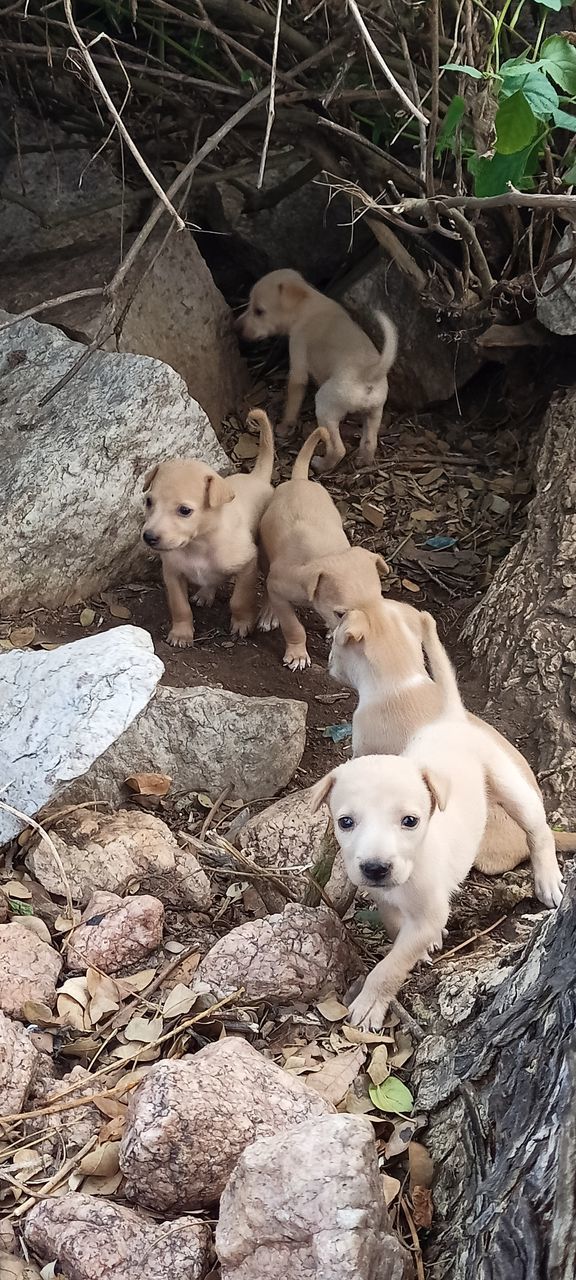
[291,426,330,479]
[420,612,467,720]
[371,311,398,377]
[245,409,275,483]
[554,830,576,851]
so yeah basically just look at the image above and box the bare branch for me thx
[257,0,283,189]
[346,0,429,127]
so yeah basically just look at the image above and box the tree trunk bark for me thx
[414,879,576,1278]
[463,388,576,826]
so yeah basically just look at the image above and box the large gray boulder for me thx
[0,313,228,612]
[0,626,163,845]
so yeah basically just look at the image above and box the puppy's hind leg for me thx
[311,382,346,474]
[230,556,260,637]
[485,752,565,908]
[357,402,384,468]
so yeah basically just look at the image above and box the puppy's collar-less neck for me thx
[357,671,430,703]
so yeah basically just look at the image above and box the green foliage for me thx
[435,95,466,158]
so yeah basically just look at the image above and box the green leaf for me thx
[9,898,34,916]
[552,105,576,130]
[500,65,559,120]
[441,62,484,80]
[435,95,466,158]
[468,142,539,196]
[541,36,576,95]
[369,1076,414,1114]
[495,91,538,154]
[536,0,562,9]
[562,158,576,184]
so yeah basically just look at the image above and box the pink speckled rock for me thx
[66,890,164,973]
[0,923,62,1019]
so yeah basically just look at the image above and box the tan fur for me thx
[328,598,576,876]
[311,719,565,1030]
[239,269,397,473]
[258,423,388,670]
[141,410,274,646]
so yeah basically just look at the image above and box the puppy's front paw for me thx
[167,623,195,648]
[283,646,311,672]
[348,983,390,1033]
[193,588,215,607]
[355,444,376,468]
[534,866,565,909]
[258,605,280,632]
[277,419,297,440]
[230,614,256,639]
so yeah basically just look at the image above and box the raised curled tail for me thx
[245,409,275,483]
[554,830,576,852]
[420,611,467,719]
[291,426,330,479]
[372,310,398,377]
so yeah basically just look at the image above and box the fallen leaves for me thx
[308,1046,367,1106]
[369,1076,414,1115]
[125,772,172,798]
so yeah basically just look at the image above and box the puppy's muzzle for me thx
[360,859,392,886]
[143,529,161,548]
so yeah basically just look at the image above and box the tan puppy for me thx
[141,411,274,646]
[258,424,388,670]
[311,718,565,1029]
[328,598,575,878]
[239,269,397,473]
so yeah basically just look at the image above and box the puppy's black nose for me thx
[360,860,391,885]
[143,530,160,547]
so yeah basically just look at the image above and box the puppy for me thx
[258,423,388,670]
[312,718,565,1029]
[328,597,575,885]
[141,411,274,646]
[239,269,397,472]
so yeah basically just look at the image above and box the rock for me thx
[64,685,308,805]
[0,891,9,924]
[28,809,211,910]
[0,231,249,429]
[0,924,62,1020]
[24,1194,211,1280]
[0,627,163,846]
[216,1113,412,1280]
[335,250,480,409]
[239,788,355,914]
[0,1012,40,1116]
[537,225,576,335]
[26,1067,102,1166]
[66,891,164,974]
[120,1036,334,1210]
[0,312,228,613]
[195,904,354,1003]
[0,1221,16,1252]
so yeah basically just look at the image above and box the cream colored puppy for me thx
[258,423,388,670]
[328,598,575,878]
[312,720,565,1029]
[141,410,274,646]
[239,269,397,472]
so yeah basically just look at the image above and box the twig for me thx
[426,0,440,198]
[257,0,283,189]
[198,786,232,844]
[401,1193,426,1280]
[62,0,185,229]
[438,914,507,961]
[11,1135,98,1219]
[442,206,495,296]
[399,32,426,187]
[389,998,425,1044]
[317,120,425,193]
[346,0,429,127]
[391,191,576,214]
[0,800,74,923]
[0,288,104,331]
[366,217,429,291]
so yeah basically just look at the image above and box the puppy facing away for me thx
[258,423,388,670]
[141,411,274,646]
[312,718,565,1029]
[239,269,397,473]
[328,597,575,882]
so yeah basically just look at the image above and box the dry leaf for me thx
[81,1171,123,1197]
[98,1115,126,1142]
[124,1015,164,1043]
[22,999,59,1026]
[316,995,350,1022]
[100,593,132,620]
[57,993,88,1031]
[389,1031,414,1068]
[4,880,32,900]
[307,1047,366,1106]
[86,969,120,1024]
[384,1119,417,1159]
[234,432,260,459]
[55,911,81,933]
[164,940,185,955]
[344,1088,374,1115]
[410,508,443,521]
[125,772,172,797]
[115,968,157,995]
[361,501,385,529]
[78,1141,120,1178]
[79,607,96,627]
[411,1184,433,1229]
[93,1096,129,1120]
[163,983,197,1018]
[382,1173,401,1207]
[342,1025,394,1046]
[58,976,89,1008]
[0,1253,42,1280]
[15,915,52,945]
[367,1044,389,1087]
[165,952,201,988]
[111,1042,159,1062]
[8,625,36,648]
[401,579,421,594]
[409,1141,434,1190]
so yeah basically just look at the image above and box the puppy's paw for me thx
[167,623,195,648]
[193,588,215,607]
[311,452,338,475]
[230,615,256,639]
[348,984,390,1033]
[258,605,280,632]
[283,646,311,672]
[534,866,565,909]
[355,444,376,468]
[277,419,297,440]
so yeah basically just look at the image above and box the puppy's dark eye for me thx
[145,495,152,509]
[338,815,355,832]
[401,815,419,829]
[177,505,193,517]
[253,306,265,317]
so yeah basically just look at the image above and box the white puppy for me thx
[311,720,565,1030]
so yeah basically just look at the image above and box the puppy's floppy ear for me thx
[204,473,235,509]
[277,277,308,305]
[333,608,368,645]
[422,768,449,813]
[372,553,390,578]
[142,464,159,492]
[310,772,336,813]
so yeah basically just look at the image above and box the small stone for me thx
[24,1193,210,1280]
[0,924,62,1020]
[194,904,354,1003]
[66,891,164,974]
[26,1067,102,1168]
[0,891,9,924]
[239,787,355,913]
[0,1012,40,1117]
[0,1221,16,1253]
[120,1037,334,1211]
[216,1114,413,1279]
